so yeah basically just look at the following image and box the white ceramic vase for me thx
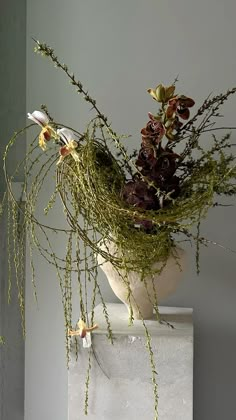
[97,241,186,320]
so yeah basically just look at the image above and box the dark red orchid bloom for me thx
[166,95,195,120]
[121,180,159,231]
[141,113,165,144]
[122,180,159,211]
[136,146,156,171]
[136,146,179,181]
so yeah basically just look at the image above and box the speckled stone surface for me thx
[68,304,193,420]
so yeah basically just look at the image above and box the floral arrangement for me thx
[3,41,236,419]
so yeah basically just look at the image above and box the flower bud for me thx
[164,85,176,101]
[148,84,165,102]
[154,84,166,102]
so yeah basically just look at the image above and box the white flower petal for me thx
[27,110,49,127]
[57,128,78,145]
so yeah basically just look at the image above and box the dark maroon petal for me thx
[178,96,195,108]
[184,98,195,107]
[122,180,159,211]
[177,107,190,120]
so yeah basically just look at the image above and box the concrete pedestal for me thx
[68,303,193,420]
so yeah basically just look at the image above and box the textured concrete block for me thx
[68,304,193,420]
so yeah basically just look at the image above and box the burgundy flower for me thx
[122,180,159,231]
[136,146,179,183]
[166,95,195,120]
[141,113,165,144]
[122,180,159,211]
[136,146,156,173]
[152,149,179,181]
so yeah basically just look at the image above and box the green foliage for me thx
[2,40,236,420]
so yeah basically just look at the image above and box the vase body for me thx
[97,241,186,320]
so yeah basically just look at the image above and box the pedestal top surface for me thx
[92,303,193,337]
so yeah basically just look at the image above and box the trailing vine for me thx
[2,40,236,419]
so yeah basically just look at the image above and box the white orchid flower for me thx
[27,110,55,151]
[57,128,78,144]
[57,128,80,165]
[27,110,49,127]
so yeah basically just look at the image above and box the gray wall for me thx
[25,1,236,420]
[0,0,26,194]
[0,0,26,419]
